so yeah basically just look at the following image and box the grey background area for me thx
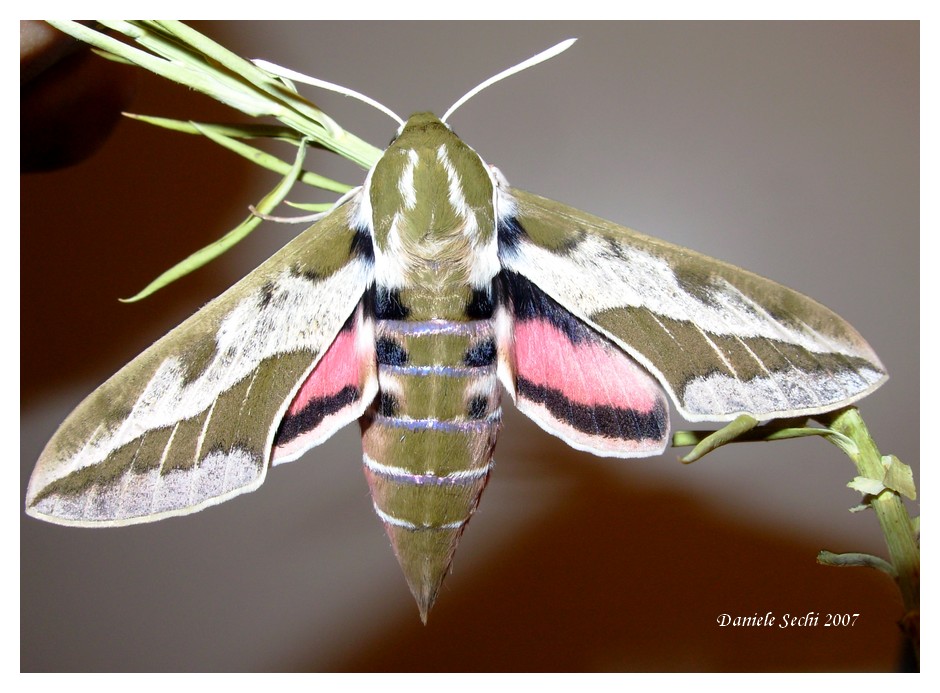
[21,22,917,671]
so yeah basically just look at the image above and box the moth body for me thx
[359,114,503,618]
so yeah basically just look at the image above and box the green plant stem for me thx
[818,408,920,658]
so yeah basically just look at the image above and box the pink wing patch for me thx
[503,272,669,457]
[272,302,377,464]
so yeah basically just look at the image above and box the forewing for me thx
[499,188,887,422]
[27,199,374,526]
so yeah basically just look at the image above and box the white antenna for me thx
[253,59,405,126]
[441,38,577,123]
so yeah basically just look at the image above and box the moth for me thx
[26,40,887,622]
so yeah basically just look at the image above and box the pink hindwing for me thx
[502,271,669,457]
[272,302,378,464]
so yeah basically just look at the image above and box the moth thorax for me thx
[369,114,497,255]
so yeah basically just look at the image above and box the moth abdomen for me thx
[361,314,501,619]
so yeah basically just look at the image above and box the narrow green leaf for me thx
[151,20,287,92]
[817,550,897,577]
[89,47,135,65]
[674,420,857,463]
[191,122,353,194]
[119,20,310,122]
[674,414,758,463]
[120,139,310,302]
[124,115,353,194]
[285,201,335,212]
[124,114,303,141]
[49,21,275,117]
[144,21,382,167]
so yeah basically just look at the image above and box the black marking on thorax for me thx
[351,224,375,263]
[465,287,495,319]
[496,216,527,257]
[374,287,410,319]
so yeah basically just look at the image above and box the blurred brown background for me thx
[21,21,918,671]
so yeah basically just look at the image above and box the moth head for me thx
[388,112,456,149]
